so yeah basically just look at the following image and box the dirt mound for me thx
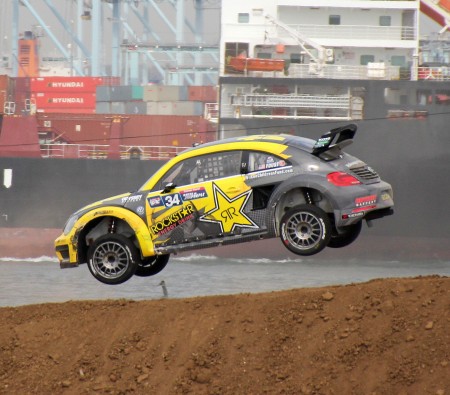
[0,276,449,394]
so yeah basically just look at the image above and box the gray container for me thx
[125,101,147,115]
[96,102,112,114]
[143,85,188,102]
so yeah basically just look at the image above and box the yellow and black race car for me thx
[55,124,394,285]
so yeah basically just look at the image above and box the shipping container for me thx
[31,92,96,110]
[187,85,218,102]
[36,108,97,114]
[96,102,112,114]
[146,101,203,116]
[142,85,188,102]
[36,113,114,144]
[96,85,135,102]
[125,101,147,115]
[0,75,14,114]
[30,76,104,93]
[34,113,218,148]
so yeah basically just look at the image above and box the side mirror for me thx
[162,182,175,193]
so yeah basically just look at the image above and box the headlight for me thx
[63,214,79,235]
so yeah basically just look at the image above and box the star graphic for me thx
[199,183,258,233]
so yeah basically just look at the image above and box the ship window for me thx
[416,90,432,106]
[290,53,303,64]
[257,53,272,59]
[238,13,249,23]
[329,15,340,25]
[360,55,375,65]
[379,16,391,26]
[391,56,406,67]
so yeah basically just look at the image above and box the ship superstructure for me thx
[216,0,450,136]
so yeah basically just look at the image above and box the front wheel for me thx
[279,205,331,256]
[87,234,139,285]
[135,254,170,277]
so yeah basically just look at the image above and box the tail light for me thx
[327,172,361,186]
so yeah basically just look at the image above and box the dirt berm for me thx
[0,276,449,395]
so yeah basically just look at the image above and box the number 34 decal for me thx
[163,193,182,208]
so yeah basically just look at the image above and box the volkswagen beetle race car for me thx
[55,124,394,285]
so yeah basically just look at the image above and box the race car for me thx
[55,124,394,285]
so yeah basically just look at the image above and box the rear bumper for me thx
[333,181,394,227]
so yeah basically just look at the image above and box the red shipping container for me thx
[30,76,104,93]
[0,75,15,114]
[36,107,97,114]
[32,92,96,110]
[36,113,112,144]
[187,85,218,102]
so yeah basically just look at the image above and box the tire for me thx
[279,205,331,256]
[87,234,139,285]
[328,221,362,248]
[135,254,170,277]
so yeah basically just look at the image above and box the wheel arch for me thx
[74,207,154,264]
[267,175,338,236]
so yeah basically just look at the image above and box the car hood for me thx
[73,192,133,216]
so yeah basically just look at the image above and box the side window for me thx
[247,152,288,172]
[153,151,242,191]
[197,151,242,181]
[155,157,199,190]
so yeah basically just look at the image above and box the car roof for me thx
[185,134,316,154]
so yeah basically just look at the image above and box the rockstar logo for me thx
[199,183,258,233]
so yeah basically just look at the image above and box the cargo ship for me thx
[1,0,449,260]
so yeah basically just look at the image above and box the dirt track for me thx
[0,276,449,395]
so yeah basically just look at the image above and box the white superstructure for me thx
[220,0,421,80]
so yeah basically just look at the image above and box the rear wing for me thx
[312,124,357,155]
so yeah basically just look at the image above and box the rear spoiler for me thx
[312,124,357,155]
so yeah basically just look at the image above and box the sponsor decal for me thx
[122,194,142,204]
[136,206,145,216]
[381,192,391,201]
[93,209,113,216]
[150,204,195,236]
[313,136,331,149]
[245,166,293,180]
[149,188,208,209]
[355,194,377,207]
[162,193,183,208]
[342,212,364,219]
[148,196,164,208]
[258,159,286,170]
[199,183,258,233]
[180,187,208,201]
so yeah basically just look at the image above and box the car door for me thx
[144,150,261,251]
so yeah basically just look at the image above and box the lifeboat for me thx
[228,57,285,72]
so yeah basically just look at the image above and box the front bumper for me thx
[55,234,79,269]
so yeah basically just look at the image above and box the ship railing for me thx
[280,24,416,41]
[204,102,219,122]
[40,143,189,160]
[120,145,189,160]
[287,63,401,80]
[40,143,110,159]
[417,66,450,80]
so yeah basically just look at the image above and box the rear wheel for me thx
[328,221,362,248]
[87,234,138,285]
[279,205,331,256]
[135,254,170,277]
